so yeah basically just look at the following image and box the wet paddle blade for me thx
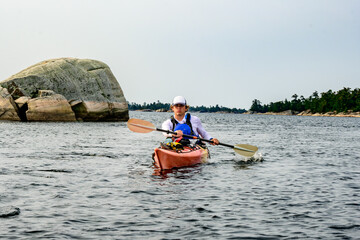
[127,118,156,133]
[233,144,258,157]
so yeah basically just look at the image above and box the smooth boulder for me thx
[0,87,21,121]
[26,90,76,121]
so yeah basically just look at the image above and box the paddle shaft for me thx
[155,128,254,153]
[127,119,258,155]
[156,127,214,143]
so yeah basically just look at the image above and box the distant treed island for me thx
[127,101,246,114]
[249,87,360,117]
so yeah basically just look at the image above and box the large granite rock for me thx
[0,58,129,121]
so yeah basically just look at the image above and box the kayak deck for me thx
[153,145,209,170]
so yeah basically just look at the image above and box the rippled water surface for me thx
[1,112,359,239]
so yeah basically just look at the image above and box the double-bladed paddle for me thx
[127,118,258,157]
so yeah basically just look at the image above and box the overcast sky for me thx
[1,0,359,109]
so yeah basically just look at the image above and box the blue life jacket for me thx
[174,123,192,136]
[171,113,195,138]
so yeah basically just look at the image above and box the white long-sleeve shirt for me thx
[162,115,213,140]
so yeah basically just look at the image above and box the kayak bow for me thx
[153,145,209,170]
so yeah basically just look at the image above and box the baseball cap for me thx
[172,96,187,105]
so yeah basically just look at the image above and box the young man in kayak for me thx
[162,96,220,146]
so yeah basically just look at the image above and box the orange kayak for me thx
[153,145,209,170]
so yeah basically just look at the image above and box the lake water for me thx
[1,111,359,239]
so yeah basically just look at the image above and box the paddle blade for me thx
[127,118,156,133]
[233,144,258,157]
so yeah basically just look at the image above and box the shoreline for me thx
[132,109,360,118]
[245,110,360,118]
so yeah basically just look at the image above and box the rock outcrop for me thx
[0,206,20,218]
[0,58,129,121]
[26,90,76,121]
[0,87,21,121]
[247,109,360,118]
[297,110,360,117]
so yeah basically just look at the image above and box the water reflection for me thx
[152,164,204,180]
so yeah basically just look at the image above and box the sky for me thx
[0,0,359,109]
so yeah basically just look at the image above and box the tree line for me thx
[250,87,360,113]
[127,101,246,113]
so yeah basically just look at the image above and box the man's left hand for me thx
[210,138,219,145]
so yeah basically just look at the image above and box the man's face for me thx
[172,104,187,117]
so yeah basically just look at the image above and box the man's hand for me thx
[210,138,220,145]
[173,130,183,138]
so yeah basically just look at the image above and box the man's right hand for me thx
[173,130,183,138]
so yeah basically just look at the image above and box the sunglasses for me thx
[173,104,185,108]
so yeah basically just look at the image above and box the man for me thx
[162,96,219,145]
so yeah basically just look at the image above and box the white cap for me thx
[172,96,187,105]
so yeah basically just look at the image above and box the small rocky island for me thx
[0,58,129,121]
